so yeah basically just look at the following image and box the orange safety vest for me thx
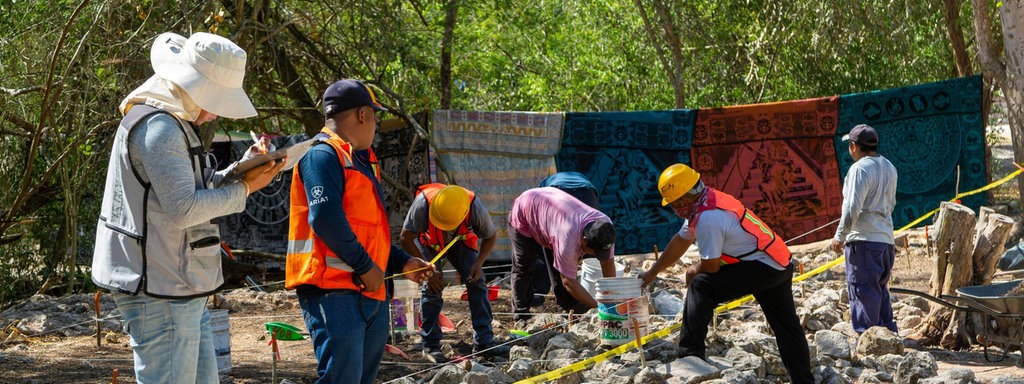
[415,183,480,252]
[691,188,791,267]
[286,128,390,301]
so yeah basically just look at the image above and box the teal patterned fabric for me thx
[837,75,986,229]
[555,110,696,254]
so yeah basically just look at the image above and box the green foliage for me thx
[0,0,985,308]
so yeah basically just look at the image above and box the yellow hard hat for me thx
[429,185,471,231]
[657,164,701,206]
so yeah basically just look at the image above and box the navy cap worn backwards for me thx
[584,219,616,260]
[322,79,387,118]
[842,124,879,146]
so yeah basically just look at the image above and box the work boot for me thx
[423,346,448,363]
[473,342,511,360]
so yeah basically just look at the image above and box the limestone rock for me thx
[815,330,852,360]
[723,348,766,378]
[856,326,903,357]
[918,368,976,384]
[509,345,535,361]
[894,351,937,384]
[505,358,532,380]
[813,365,853,384]
[654,356,722,383]
[633,366,667,384]
[602,366,642,384]
[428,364,466,384]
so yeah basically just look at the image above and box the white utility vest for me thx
[92,105,224,298]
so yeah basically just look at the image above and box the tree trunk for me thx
[634,0,686,108]
[652,1,686,108]
[943,0,972,77]
[914,203,1017,349]
[930,202,978,297]
[916,202,976,344]
[974,0,1024,207]
[970,209,1015,285]
[439,0,459,110]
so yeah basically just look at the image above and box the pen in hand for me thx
[250,131,267,154]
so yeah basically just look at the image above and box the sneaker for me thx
[423,346,448,363]
[473,343,511,359]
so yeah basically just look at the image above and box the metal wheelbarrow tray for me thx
[891,279,1024,366]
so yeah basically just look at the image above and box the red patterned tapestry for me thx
[692,97,841,244]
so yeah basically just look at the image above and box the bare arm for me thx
[399,229,426,260]
[638,234,693,287]
[561,273,598,308]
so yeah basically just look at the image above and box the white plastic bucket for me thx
[210,309,231,374]
[595,277,649,347]
[580,258,625,297]
[391,279,422,334]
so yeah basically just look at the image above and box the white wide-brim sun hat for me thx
[151,32,257,119]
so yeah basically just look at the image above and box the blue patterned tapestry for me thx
[555,110,696,254]
[837,75,986,229]
[431,110,565,262]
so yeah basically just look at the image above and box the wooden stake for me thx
[632,318,646,368]
[904,236,911,270]
[94,292,101,348]
[924,226,932,258]
[112,368,118,384]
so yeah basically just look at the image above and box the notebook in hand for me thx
[222,137,317,182]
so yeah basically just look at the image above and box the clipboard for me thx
[223,137,318,182]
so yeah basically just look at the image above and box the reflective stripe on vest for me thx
[691,189,791,267]
[285,128,389,300]
[415,183,480,252]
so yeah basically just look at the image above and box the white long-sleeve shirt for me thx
[834,155,898,245]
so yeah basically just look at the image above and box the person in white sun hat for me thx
[92,32,284,384]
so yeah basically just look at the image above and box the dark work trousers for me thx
[844,240,897,333]
[414,240,494,349]
[680,262,813,384]
[510,228,589,320]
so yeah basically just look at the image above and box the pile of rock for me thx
[411,270,1023,384]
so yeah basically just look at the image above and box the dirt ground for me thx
[4,227,1023,384]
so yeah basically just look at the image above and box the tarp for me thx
[376,114,433,239]
[215,134,308,255]
[431,110,565,262]
[693,97,842,244]
[555,110,696,254]
[837,75,987,229]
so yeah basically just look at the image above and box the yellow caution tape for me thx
[384,234,465,280]
[515,167,1024,383]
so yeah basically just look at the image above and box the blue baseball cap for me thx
[323,79,387,118]
[842,124,879,146]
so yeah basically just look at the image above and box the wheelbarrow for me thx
[891,279,1024,366]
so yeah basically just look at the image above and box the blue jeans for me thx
[297,289,388,384]
[845,240,898,333]
[113,293,218,384]
[416,240,495,348]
